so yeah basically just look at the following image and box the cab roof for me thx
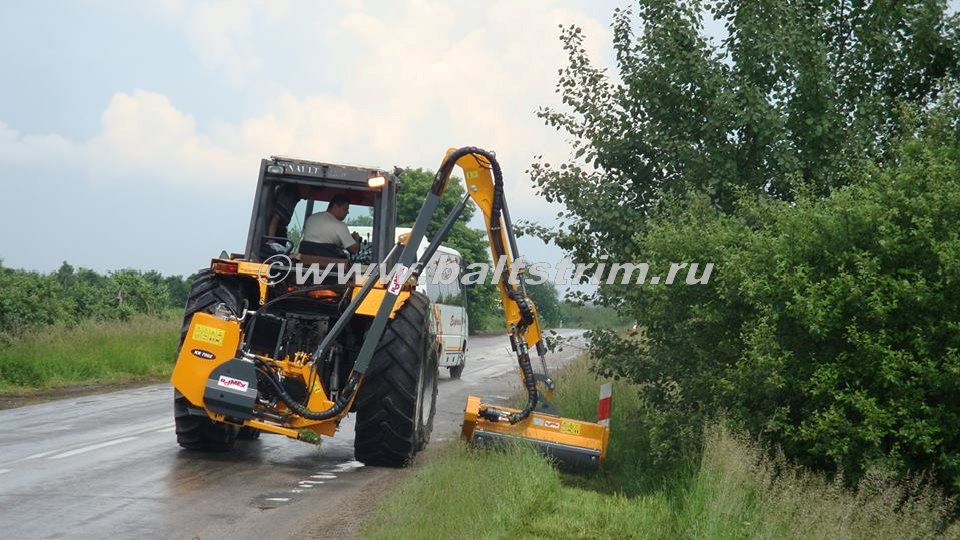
[265,156,396,185]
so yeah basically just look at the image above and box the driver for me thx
[299,193,362,258]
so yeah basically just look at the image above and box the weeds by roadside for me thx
[0,314,179,392]
[363,355,959,539]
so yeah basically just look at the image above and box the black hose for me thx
[433,147,539,424]
[508,352,539,424]
[432,147,534,325]
[256,362,360,421]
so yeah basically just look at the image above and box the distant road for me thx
[0,329,586,540]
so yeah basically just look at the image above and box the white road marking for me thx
[132,420,176,433]
[48,437,139,460]
[300,480,325,485]
[265,498,289,502]
[0,469,10,475]
[1,422,172,467]
[332,460,364,472]
[310,474,336,479]
[21,450,59,461]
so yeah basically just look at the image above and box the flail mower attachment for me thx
[461,393,610,472]
[418,146,611,472]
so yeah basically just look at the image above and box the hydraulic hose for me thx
[434,147,539,424]
[509,351,539,423]
[256,361,361,421]
[432,147,534,325]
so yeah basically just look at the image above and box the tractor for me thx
[171,147,608,470]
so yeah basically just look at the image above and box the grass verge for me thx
[0,314,180,393]
[362,356,959,539]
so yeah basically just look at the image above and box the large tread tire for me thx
[353,292,439,467]
[175,391,239,451]
[178,269,245,343]
[174,270,246,452]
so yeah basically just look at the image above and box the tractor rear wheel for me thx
[174,391,239,451]
[174,270,246,452]
[353,292,439,467]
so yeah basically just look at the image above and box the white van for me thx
[352,226,469,378]
[418,245,469,378]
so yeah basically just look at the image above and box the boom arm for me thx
[408,147,549,424]
[295,147,549,425]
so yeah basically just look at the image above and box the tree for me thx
[531,0,960,265]
[525,281,562,328]
[396,169,500,332]
[530,0,960,491]
[345,214,374,227]
[590,108,960,490]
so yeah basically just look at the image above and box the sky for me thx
[0,0,626,277]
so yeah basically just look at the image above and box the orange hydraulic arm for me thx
[423,148,608,471]
[412,147,550,425]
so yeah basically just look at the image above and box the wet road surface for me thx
[0,330,586,539]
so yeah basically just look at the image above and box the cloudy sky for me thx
[0,0,625,277]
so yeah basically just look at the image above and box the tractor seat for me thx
[292,242,351,285]
[298,241,346,259]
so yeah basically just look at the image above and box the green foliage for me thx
[346,214,374,227]
[525,281,562,327]
[396,168,500,333]
[0,314,179,391]
[0,261,191,341]
[531,0,960,263]
[362,442,561,539]
[530,0,960,496]
[287,224,303,251]
[522,281,628,329]
[396,168,475,233]
[365,355,958,539]
[558,302,628,330]
[590,113,960,492]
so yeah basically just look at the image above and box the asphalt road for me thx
[0,329,586,540]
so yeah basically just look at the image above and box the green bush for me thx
[0,261,191,341]
[591,114,960,492]
[0,315,180,391]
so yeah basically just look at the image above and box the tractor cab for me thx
[244,157,399,266]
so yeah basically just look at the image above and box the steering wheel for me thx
[350,241,374,264]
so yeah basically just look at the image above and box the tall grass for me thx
[363,442,561,539]
[363,356,959,539]
[0,314,180,391]
[677,424,958,539]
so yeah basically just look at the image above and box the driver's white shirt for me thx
[302,211,356,248]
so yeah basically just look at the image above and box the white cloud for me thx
[87,90,250,183]
[1,1,615,211]
[183,2,260,86]
[0,122,77,165]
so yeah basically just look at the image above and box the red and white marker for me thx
[597,382,612,427]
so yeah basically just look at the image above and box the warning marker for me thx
[597,382,612,427]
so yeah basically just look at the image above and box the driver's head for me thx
[327,194,350,221]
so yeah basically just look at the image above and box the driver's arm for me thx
[339,223,360,254]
